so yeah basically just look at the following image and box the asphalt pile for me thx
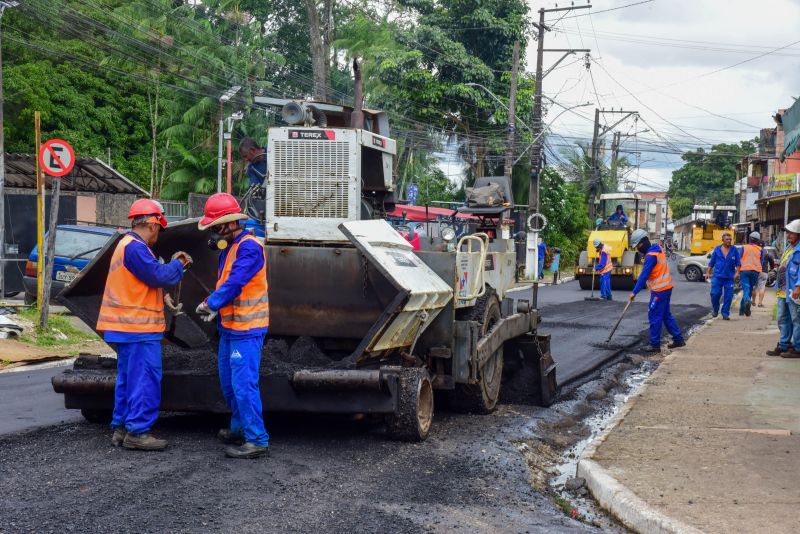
[159,336,353,376]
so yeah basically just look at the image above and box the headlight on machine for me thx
[441,225,456,242]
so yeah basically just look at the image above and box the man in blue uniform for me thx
[594,238,613,300]
[607,204,628,225]
[629,229,685,352]
[239,138,267,187]
[538,238,546,279]
[705,233,740,320]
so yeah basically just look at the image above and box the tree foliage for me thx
[668,140,756,219]
[538,166,590,266]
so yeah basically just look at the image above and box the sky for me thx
[528,0,800,192]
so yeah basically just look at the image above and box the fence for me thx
[159,200,189,219]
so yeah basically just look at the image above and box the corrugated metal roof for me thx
[5,153,148,195]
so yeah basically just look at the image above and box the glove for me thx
[172,251,193,268]
[195,300,218,322]
[628,293,636,302]
[164,293,183,314]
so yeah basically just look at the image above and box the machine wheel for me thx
[449,291,504,414]
[610,276,636,291]
[24,291,35,305]
[684,265,702,282]
[578,275,596,290]
[81,409,112,425]
[386,367,434,442]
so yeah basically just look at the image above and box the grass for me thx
[16,307,99,348]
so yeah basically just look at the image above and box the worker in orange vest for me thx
[593,238,613,300]
[628,229,685,352]
[196,193,270,459]
[738,231,764,317]
[97,199,192,451]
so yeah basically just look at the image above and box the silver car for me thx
[677,245,776,282]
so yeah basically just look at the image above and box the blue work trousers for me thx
[111,340,162,435]
[599,272,612,300]
[710,277,734,318]
[739,271,759,314]
[218,332,269,447]
[648,289,683,348]
[776,297,800,351]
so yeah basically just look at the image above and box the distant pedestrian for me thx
[538,238,546,279]
[739,231,764,317]
[767,220,800,358]
[755,240,775,307]
[239,138,267,187]
[593,238,613,300]
[629,229,685,352]
[706,233,740,320]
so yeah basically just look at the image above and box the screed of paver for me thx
[590,293,800,534]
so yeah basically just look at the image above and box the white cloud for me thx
[528,0,800,190]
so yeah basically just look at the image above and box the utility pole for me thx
[217,86,241,193]
[589,108,638,224]
[504,41,520,178]
[528,4,591,215]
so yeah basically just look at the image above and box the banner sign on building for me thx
[766,173,799,197]
[783,98,800,159]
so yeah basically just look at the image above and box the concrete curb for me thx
[576,330,711,534]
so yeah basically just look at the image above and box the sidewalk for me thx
[578,291,800,534]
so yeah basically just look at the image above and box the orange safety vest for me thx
[218,233,269,331]
[599,246,613,275]
[645,249,673,293]
[96,234,166,333]
[740,244,762,273]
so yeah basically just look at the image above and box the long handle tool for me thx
[585,259,602,301]
[605,299,633,343]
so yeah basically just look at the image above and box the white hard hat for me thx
[593,238,602,248]
[630,228,648,248]
[785,220,800,234]
[749,231,761,240]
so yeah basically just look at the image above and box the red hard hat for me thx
[128,199,167,229]
[198,192,246,230]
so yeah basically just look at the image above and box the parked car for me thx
[24,225,116,304]
[677,245,777,283]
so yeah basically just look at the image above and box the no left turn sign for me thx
[39,139,75,177]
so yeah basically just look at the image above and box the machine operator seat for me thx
[458,176,513,218]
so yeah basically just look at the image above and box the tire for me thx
[386,368,434,442]
[3,291,19,298]
[81,409,112,425]
[449,291,504,414]
[578,275,595,290]
[24,291,36,305]
[684,265,702,282]
[767,271,777,288]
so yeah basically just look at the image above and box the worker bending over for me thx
[593,238,613,300]
[706,232,740,320]
[196,193,270,459]
[739,231,764,317]
[628,229,685,352]
[97,199,191,451]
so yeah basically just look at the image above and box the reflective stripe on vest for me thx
[600,246,613,275]
[218,233,269,331]
[646,250,673,292]
[96,234,165,333]
[740,244,762,272]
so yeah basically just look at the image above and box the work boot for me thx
[217,428,245,445]
[645,345,661,353]
[780,348,800,359]
[711,310,718,318]
[225,442,270,459]
[123,433,168,451]
[745,303,752,317]
[723,316,730,321]
[111,427,127,447]
[667,340,686,349]
[766,345,787,357]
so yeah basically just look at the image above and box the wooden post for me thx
[35,111,44,312]
[40,177,60,329]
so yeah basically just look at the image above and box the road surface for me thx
[0,263,710,533]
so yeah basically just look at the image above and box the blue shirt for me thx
[608,212,628,224]
[207,230,267,336]
[245,149,267,187]
[104,232,185,343]
[538,242,546,262]
[707,245,741,280]
[595,248,609,271]
[632,244,664,295]
[785,246,800,298]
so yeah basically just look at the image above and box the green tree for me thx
[539,166,589,266]
[668,140,755,219]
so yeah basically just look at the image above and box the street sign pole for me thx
[35,112,43,312]
[40,177,60,328]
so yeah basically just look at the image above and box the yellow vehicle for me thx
[690,220,734,255]
[576,224,642,290]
